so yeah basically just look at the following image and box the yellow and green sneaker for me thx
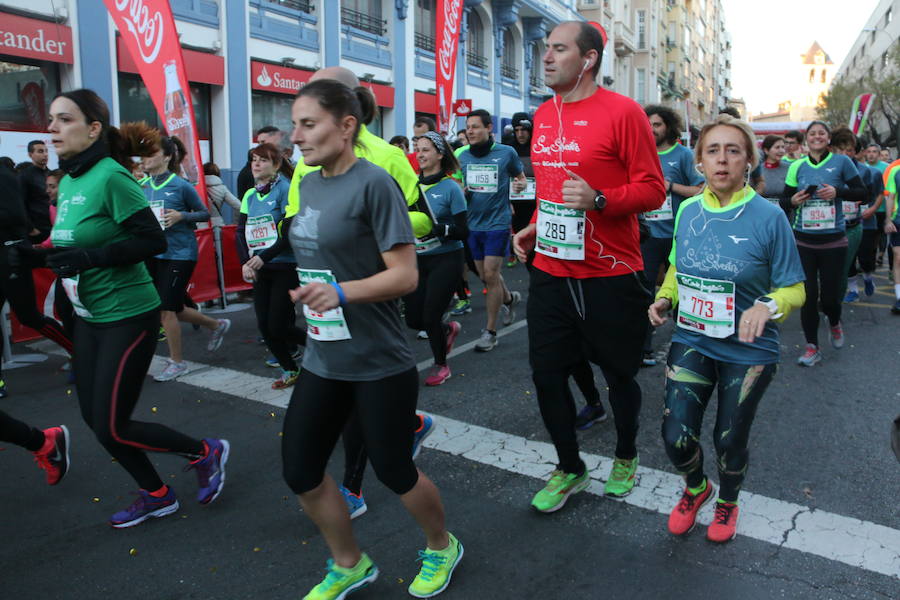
[530,469,590,513]
[303,553,378,600]
[408,532,464,598]
[604,455,638,497]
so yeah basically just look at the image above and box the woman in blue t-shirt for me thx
[237,142,305,389]
[141,135,231,382]
[779,121,866,366]
[648,115,806,544]
[406,131,469,386]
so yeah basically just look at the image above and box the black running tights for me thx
[404,250,463,365]
[253,268,306,372]
[0,410,44,451]
[797,244,846,346]
[74,310,203,491]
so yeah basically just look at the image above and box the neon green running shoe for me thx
[303,553,378,600]
[408,532,464,598]
[604,455,638,497]
[530,469,590,513]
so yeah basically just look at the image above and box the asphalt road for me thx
[2,263,898,600]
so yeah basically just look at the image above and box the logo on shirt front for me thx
[538,123,552,129]
[728,235,748,244]
[491,158,501,163]
[667,161,678,167]
[532,134,582,156]
[294,205,321,239]
[70,192,86,205]
[825,168,835,173]
[573,120,588,126]
[164,191,175,197]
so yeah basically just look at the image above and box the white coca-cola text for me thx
[112,0,164,64]
[438,0,462,81]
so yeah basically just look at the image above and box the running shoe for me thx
[892,299,900,315]
[575,404,608,430]
[412,414,435,459]
[531,469,590,513]
[843,290,860,303]
[449,299,471,316]
[157,326,167,342]
[706,501,739,543]
[207,318,231,351]
[417,330,429,340]
[265,346,303,368]
[186,438,230,505]
[408,532,464,598]
[797,344,822,367]
[339,485,367,520]
[445,321,461,355]
[501,290,521,326]
[864,277,875,297]
[474,330,497,352]
[668,480,715,535]
[109,487,180,528]
[604,455,638,497]
[0,379,7,399]
[303,554,378,600]
[829,323,844,349]
[641,351,657,367]
[272,369,300,389]
[32,425,70,486]
[154,359,188,382]
[506,259,517,268]
[424,364,451,386]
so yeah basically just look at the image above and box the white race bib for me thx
[842,200,859,221]
[676,273,735,339]
[298,268,352,342]
[801,199,836,230]
[466,164,499,193]
[509,177,536,200]
[415,235,442,254]
[535,198,585,261]
[150,200,166,229]
[645,194,674,221]
[246,214,278,250]
[61,275,93,318]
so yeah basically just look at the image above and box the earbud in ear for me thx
[583,59,590,70]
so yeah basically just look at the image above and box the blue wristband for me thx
[330,281,347,307]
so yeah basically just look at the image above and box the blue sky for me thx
[722,0,879,116]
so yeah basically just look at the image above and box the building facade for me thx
[577,0,731,133]
[0,0,581,186]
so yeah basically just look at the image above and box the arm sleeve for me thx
[780,184,798,212]
[235,212,249,264]
[768,282,805,323]
[386,150,421,207]
[601,104,667,217]
[84,207,167,267]
[836,173,866,203]
[257,216,293,262]
[180,181,210,223]
[20,170,52,242]
[656,264,678,307]
[441,211,469,241]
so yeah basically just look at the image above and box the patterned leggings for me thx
[661,342,776,502]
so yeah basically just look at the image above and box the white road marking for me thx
[28,329,900,578]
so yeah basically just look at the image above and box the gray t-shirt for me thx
[289,158,416,381]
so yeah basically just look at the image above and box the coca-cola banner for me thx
[103,0,206,200]
[434,0,464,134]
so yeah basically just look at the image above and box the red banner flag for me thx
[435,0,464,134]
[103,0,207,201]
[849,93,876,136]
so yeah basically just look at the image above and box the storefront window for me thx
[118,74,211,141]
[368,107,384,138]
[0,57,60,132]
[251,91,295,139]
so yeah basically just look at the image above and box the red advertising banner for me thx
[0,12,73,64]
[434,0,464,133]
[103,0,207,201]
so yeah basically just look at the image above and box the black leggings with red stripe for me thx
[0,265,72,380]
[73,310,203,491]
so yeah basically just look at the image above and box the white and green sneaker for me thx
[531,469,590,513]
[303,553,378,600]
[408,532,464,598]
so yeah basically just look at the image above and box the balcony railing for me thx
[466,51,488,70]
[340,6,386,36]
[500,63,519,80]
[415,32,435,52]
[267,0,313,12]
[529,72,544,89]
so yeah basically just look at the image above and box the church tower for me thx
[794,41,834,121]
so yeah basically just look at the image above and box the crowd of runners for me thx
[1,19,899,600]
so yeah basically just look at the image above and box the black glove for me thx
[46,248,94,278]
[5,240,49,271]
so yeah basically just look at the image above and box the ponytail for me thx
[354,86,376,127]
[116,121,162,170]
[161,135,187,173]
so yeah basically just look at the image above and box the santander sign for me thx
[111,0,164,64]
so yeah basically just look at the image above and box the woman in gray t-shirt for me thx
[281,79,463,599]
[760,134,790,205]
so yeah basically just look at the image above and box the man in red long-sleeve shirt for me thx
[513,21,665,513]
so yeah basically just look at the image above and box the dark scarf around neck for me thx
[468,137,494,158]
[59,139,109,178]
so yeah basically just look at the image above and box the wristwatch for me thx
[593,190,607,211]
[754,296,782,319]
